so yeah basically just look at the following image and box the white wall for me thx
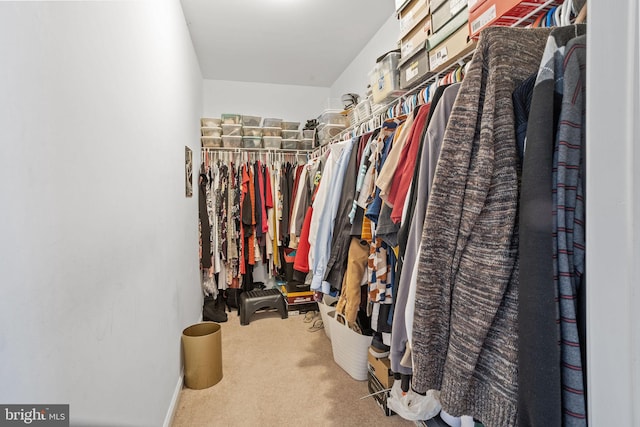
[203,79,330,125]
[0,1,203,426]
[587,0,640,425]
[330,14,399,101]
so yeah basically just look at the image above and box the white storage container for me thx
[282,130,300,140]
[243,126,262,137]
[221,114,242,124]
[222,135,242,148]
[242,137,262,149]
[201,126,222,137]
[281,121,300,130]
[302,129,316,139]
[262,127,282,137]
[318,124,346,145]
[201,117,221,127]
[241,115,261,126]
[298,139,314,150]
[201,136,222,148]
[318,109,350,127]
[222,124,242,136]
[263,136,282,149]
[263,118,283,128]
[282,139,299,150]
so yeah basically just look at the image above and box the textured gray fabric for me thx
[390,83,460,376]
[411,27,550,427]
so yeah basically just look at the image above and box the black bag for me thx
[224,288,243,311]
[203,295,228,323]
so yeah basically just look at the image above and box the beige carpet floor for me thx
[172,309,415,427]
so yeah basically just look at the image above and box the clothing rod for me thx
[201,147,312,155]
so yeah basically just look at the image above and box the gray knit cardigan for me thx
[411,27,550,427]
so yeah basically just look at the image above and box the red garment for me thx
[265,166,274,209]
[389,104,431,223]
[239,166,250,275]
[248,165,256,265]
[293,206,313,273]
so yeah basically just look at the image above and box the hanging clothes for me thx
[411,27,550,427]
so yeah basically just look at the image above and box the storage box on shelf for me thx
[298,138,314,150]
[318,110,350,127]
[201,117,221,127]
[222,124,242,136]
[282,139,299,150]
[263,136,282,149]
[400,16,432,57]
[282,130,300,139]
[432,0,468,33]
[201,126,222,137]
[222,135,242,148]
[241,137,262,149]
[428,4,470,47]
[281,121,300,130]
[302,129,316,139]
[221,114,242,125]
[369,51,406,104]
[201,136,222,148]
[429,21,476,73]
[263,118,283,128]
[241,115,261,126]
[399,41,431,89]
[318,124,346,146]
[263,127,282,137]
[469,0,557,38]
[243,126,262,137]
[398,0,431,40]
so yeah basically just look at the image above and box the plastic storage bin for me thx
[201,126,222,137]
[298,139,314,150]
[318,110,350,127]
[221,114,241,125]
[282,130,300,140]
[241,115,261,127]
[318,124,346,145]
[281,121,300,130]
[201,137,223,148]
[222,124,242,136]
[263,118,283,128]
[262,127,282,137]
[201,117,221,127]
[369,51,403,104]
[263,136,282,149]
[282,139,299,150]
[243,126,262,137]
[242,137,262,149]
[222,135,242,148]
[302,129,316,139]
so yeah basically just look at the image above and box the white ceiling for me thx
[180,0,395,87]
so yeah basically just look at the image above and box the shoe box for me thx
[286,301,318,315]
[279,285,315,305]
[368,353,395,389]
[367,370,395,417]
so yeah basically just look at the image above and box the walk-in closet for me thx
[0,0,637,426]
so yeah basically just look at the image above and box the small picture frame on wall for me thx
[185,146,193,198]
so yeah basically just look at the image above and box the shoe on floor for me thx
[369,333,390,358]
[303,310,318,323]
[307,319,324,332]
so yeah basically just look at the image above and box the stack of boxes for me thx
[281,121,301,150]
[469,0,557,38]
[200,117,222,147]
[262,118,283,149]
[278,284,318,315]
[368,353,395,416]
[221,114,243,148]
[241,115,262,148]
[317,110,350,146]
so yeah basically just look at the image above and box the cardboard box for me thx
[431,0,469,33]
[399,41,432,89]
[398,0,431,40]
[468,0,487,12]
[182,322,223,390]
[367,371,395,416]
[396,0,411,12]
[286,301,318,315]
[429,23,476,73]
[280,285,314,304]
[368,353,395,389]
[430,0,449,12]
[400,15,432,56]
[469,0,552,38]
[427,5,469,49]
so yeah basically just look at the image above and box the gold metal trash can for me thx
[182,322,223,389]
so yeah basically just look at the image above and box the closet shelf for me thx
[330,0,560,145]
[201,146,313,154]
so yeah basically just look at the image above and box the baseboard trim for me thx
[163,370,184,427]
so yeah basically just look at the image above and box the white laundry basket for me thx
[329,313,372,381]
[318,300,335,341]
